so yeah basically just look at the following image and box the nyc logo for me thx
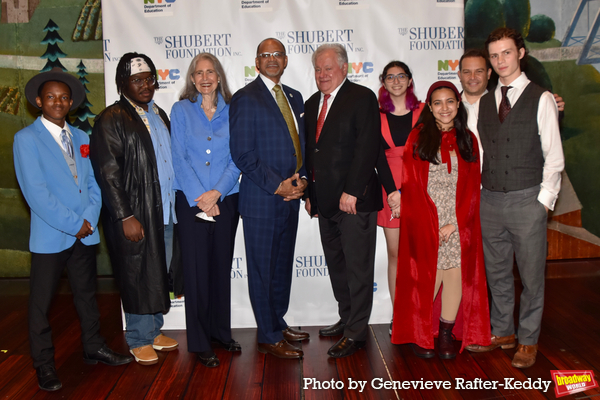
[157,69,180,81]
[348,62,373,74]
[438,60,459,71]
[144,0,175,3]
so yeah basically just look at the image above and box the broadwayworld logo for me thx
[551,370,598,397]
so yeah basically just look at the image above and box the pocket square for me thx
[300,113,304,118]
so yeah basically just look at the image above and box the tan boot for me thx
[511,344,538,368]
[153,334,179,351]
[130,345,158,365]
[465,334,516,352]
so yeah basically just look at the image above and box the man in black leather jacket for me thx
[90,53,179,366]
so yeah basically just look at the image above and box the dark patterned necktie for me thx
[499,86,512,123]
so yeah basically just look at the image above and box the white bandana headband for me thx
[130,57,151,75]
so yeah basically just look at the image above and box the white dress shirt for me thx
[40,116,72,153]
[494,72,564,210]
[317,78,347,121]
[462,91,486,168]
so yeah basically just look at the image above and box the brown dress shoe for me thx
[282,327,310,342]
[130,345,159,366]
[153,334,179,352]
[465,334,516,352]
[258,340,303,359]
[512,344,538,368]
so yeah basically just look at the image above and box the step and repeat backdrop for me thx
[102,0,465,329]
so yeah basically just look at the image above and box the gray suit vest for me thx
[478,82,545,192]
[59,147,78,182]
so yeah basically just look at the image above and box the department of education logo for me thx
[143,0,176,17]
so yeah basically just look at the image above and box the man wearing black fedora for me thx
[13,67,132,392]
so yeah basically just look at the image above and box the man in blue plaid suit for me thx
[230,38,309,359]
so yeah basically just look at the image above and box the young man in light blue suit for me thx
[13,68,132,392]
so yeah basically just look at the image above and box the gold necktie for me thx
[273,84,302,173]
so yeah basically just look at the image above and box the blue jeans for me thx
[124,312,164,349]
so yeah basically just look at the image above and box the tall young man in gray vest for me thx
[467,28,564,368]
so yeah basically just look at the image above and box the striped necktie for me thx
[60,129,74,159]
[315,94,330,142]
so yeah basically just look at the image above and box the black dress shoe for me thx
[282,327,310,342]
[197,352,220,368]
[319,320,346,337]
[36,364,62,391]
[327,337,366,358]
[84,344,133,366]
[211,338,242,352]
[410,343,435,359]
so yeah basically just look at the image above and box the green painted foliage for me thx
[465,0,505,48]
[0,87,20,115]
[525,56,552,91]
[527,14,555,43]
[502,0,531,37]
[72,0,102,42]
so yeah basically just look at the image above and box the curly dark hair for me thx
[115,52,159,94]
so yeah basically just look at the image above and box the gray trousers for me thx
[480,186,547,345]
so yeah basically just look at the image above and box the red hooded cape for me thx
[391,125,491,352]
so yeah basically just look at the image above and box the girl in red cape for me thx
[390,81,491,359]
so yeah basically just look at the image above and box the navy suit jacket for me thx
[13,117,101,253]
[230,76,306,219]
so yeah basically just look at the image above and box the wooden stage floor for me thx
[0,263,599,399]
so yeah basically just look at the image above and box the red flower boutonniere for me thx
[80,144,90,158]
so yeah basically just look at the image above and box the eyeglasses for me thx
[384,73,409,82]
[257,52,286,59]
[130,76,156,87]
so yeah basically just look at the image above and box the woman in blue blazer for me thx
[171,53,241,368]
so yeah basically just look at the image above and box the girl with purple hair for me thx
[376,61,424,335]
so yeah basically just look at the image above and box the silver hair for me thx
[311,43,348,68]
[179,52,232,105]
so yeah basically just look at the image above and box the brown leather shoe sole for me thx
[465,335,516,352]
[258,341,303,359]
[282,327,310,342]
